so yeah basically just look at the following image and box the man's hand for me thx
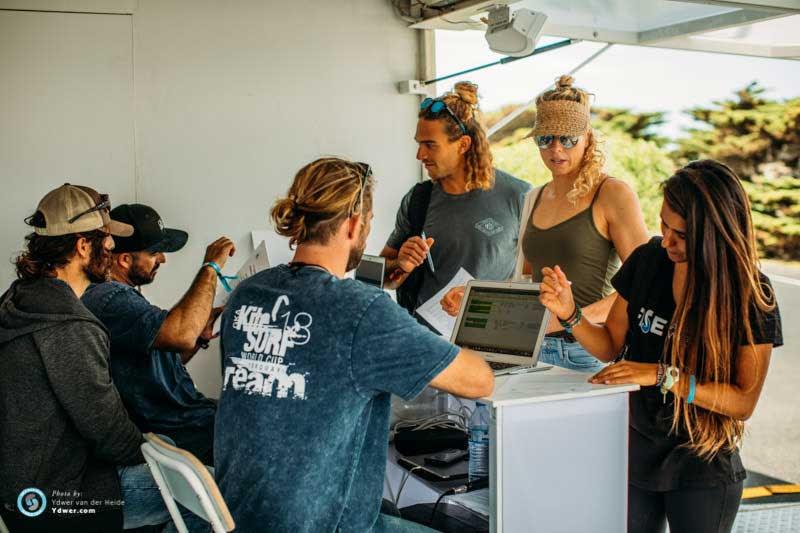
[440,285,465,317]
[199,306,224,344]
[203,237,236,269]
[396,236,434,274]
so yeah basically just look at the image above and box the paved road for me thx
[740,261,800,483]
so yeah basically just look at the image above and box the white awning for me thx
[408,0,800,60]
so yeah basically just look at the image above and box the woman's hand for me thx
[539,265,576,320]
[589,361,658,387]
[440,285,466,317]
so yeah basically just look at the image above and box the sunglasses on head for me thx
[535,135,582,150]
[351,162,372,216]
[68,193,111,224]
[420,98,468,136]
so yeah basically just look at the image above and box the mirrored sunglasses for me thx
[535,135,582,149]
[420,97,468,136]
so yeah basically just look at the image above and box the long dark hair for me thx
[15,211,109,280]
[662,159,775,459]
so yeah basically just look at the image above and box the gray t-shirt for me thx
[387,169,531,311]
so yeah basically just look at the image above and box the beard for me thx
[84,244,113,284]
[346,234,368,273]
[128,259,159,286]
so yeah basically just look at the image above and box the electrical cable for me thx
[390,409,470,441]
[429,488,456,525]
[394,465,424,510]
[384,474,396,507]
[429,477,489,525]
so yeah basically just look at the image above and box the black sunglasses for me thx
[68,193,111,224]
[420,98,468,136]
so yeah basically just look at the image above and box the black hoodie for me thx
[0,277,144,532]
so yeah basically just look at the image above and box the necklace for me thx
[288,262,332,275]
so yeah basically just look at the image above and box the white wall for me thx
[0,9,136,283]
[0,0,423,397]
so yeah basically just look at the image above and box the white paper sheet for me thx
[251,229,293,266]
[212,240,272,331]
[236,240,270,282]
[415,267,474,337]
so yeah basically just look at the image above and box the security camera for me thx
[485,6,547,57]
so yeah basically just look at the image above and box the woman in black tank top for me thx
[441,75,649,372]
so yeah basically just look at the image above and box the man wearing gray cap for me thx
[82,203,235,465]
[0,185,205,532]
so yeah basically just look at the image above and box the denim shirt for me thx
[214,265,459,532]
[82,282,216,433]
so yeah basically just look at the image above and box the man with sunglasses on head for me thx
[381,82,530,328]
[82,203,235,465]
[215,158,493,532]
[0,185,207,532]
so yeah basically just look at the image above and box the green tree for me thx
[492,127,674,233]
[484,105,668,146]
[675,82,800,177]
[674,82,800,259]
[593,108,668,147]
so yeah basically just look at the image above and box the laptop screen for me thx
[453,286,547,357]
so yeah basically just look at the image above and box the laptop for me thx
[355,254,386,289]
[450,280,551,376]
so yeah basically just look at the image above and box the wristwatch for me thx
[660,365,680,402]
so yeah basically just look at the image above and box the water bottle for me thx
[468,402,490,481]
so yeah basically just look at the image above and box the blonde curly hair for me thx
[535,75,606,204]
[419,81,494,191]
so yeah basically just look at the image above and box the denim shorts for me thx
[539,336,606,373]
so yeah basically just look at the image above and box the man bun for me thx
[454,81,479,105]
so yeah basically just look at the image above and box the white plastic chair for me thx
[140,433,235,533]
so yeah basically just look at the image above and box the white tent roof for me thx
[408,0,800,59]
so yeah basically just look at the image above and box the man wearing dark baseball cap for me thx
[83,203,235,465]
[0,185,200,531]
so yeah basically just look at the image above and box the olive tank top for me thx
[521,180,620,308]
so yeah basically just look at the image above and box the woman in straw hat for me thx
[442,75,649,372]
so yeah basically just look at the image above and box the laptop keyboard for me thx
[488,361,517,371]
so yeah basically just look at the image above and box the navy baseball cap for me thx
[109,204,188,254]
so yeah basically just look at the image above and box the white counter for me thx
[386,364,640,533]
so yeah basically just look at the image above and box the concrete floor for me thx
[740,261,800,484]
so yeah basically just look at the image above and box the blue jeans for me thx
[118,437,211,532]
[539,336,606,373]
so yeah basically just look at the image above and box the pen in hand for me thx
[421,231,435,274]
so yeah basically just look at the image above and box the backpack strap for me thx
[396,180,434,316]
[407,180,434,237]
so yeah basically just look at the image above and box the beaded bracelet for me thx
[558,305,582,334]
[655,362,666,388]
